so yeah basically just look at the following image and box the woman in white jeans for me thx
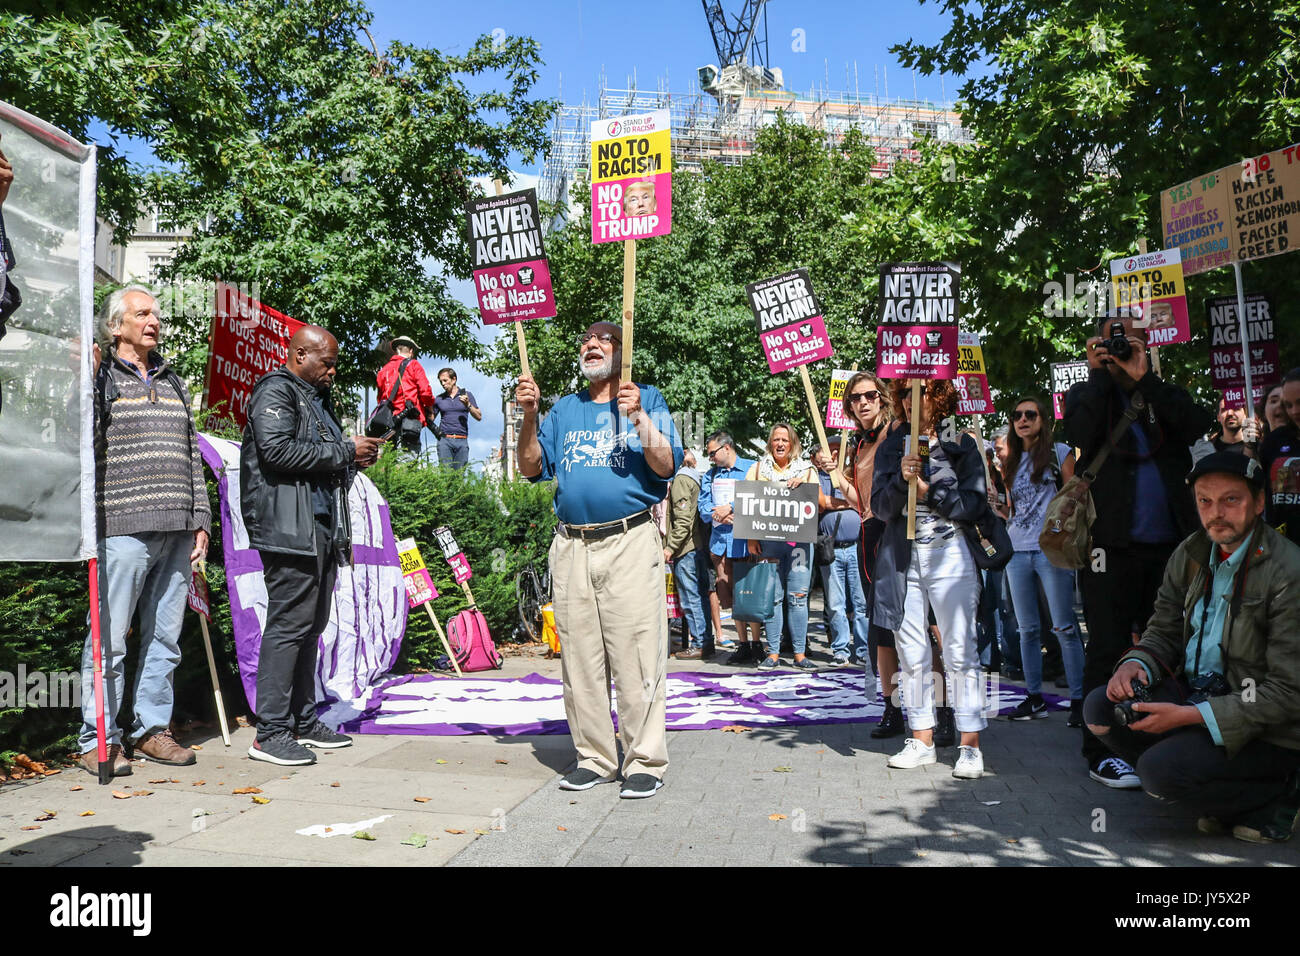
[871,378,989,779]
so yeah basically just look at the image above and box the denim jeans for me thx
[823,543,869,659]
[1005,549,1084,698]
[672,551,709,648]
[760,541,812,656]
[80,531,193,751]
[437,434,470,469]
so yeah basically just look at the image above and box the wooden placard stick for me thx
[423,602,463,678]
[972,415,992,491]
[620,239,636,384]
[798,364,841,490]
[197,613,232,746]
[906,378,922,541]
[493,178,532,380]
[1134,238,1161,377]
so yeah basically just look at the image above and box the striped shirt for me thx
[95,351,211,538]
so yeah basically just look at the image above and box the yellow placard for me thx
[591,119,672,184]
[956,333,985,375]
[396,537,427,575]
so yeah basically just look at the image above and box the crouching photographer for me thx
[1083,453,1300,843]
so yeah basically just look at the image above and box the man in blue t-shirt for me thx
[516,321,683,800]
[431,368,480,469]
[697,429,758,662]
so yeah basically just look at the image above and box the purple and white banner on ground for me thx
[332,669,1052,736]
[198,434,406,715]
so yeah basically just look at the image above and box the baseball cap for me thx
[1185,452,1265,491]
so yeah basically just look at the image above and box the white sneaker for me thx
[887,737,937,769]
[953,745,984,779]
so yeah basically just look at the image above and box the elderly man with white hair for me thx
[80,285,210,776]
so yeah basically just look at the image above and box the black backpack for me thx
[366,358,413,439]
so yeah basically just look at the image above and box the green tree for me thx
[1,0,557,390]
[895,0,1300,407]
[487,118,971,450]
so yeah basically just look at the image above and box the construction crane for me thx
[698,0,783,103]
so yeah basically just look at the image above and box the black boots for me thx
[872,700,905,738]
[933,706,956,748]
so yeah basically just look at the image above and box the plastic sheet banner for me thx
[0,101,97,562]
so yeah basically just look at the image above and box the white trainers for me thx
[953,745,984,779]
[887,737,937,769]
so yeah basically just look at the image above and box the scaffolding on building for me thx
[538,69,972,207]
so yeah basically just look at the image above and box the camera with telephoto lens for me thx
[1113,677,1153,727]
[1186,673,1231,705]
[1103,320,1133,362]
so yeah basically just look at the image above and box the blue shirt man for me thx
[515,321,682,800]
[698,436,755,560]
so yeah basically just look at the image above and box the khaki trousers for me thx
[549,518,669,779]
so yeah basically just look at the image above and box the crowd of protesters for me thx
[661,313,1300,839]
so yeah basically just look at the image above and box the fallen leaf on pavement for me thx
[20,825,40,831]
[190,745,202,751]
[494,759,508,764]
[413,796,431,803]
[352,831,376,841]
[401,834,427,848]
[330,782,341,788]
[148,779,170,784]
[69,786,83,792]
[111,790,132,799]
[324,827,333,833]
[772,766,793,773]
[474,829,490,835]
[444,828,465,834]
[36,811,56,821]
[169,779,180,784]
[435,759,448,765]
[251,795,271,805]
[232,787,262,795]
[557,826,567,832]
[816,749,826,754]
[768,814,787,821]
[79,810,95,817]
[720,725,752,733]
[131,790,152,797]
[192,780,206,786]
[1006,838,1018,844]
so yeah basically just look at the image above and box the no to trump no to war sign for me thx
[729,480,820,544]
[206,283,306,429]
[397,538,439,608]
[1051,361,1090,420]
[590,109,672,244]
[1207,293,1280,410]
[876,262,960,379]
[955,332,992,415]
[466,188,556,324]
[1110,249,1189,347]
[747,268,834,374]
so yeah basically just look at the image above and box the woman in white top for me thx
[744,423,848,670]
[1001,395,1084,726]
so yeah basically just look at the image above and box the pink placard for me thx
[956,374,993,414]
[449,552,473,584]
[590,173,673,244]
[759,314,834,374]
[875,325,958,379]
[403,568,438,608]
[473,258,555,324]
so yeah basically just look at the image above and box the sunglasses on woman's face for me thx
[848,390,880,404]
[1011,409,1039,422]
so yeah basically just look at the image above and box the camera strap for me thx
[1192,524,1259,679]
[1080,390,1145,483]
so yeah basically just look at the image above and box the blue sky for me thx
[365,0,968,466]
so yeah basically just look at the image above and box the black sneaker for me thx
[248,731,316,766]
[1089,756,1141,789]
[933,706,956,748]
[1008,697,1049,721]
[727,644,755,665]
[296,721,353,749]
[558,768,616,791]
[1067,699,1083,728]
[619,773,663,799]
[1231,772,1300,844]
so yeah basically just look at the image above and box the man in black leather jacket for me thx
[240,325,382,767]
[1064,311,1211,789]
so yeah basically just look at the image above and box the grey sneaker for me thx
[295,721,353,749]
[248,731,316,766]
[619,773,663,799]
[559,768,616,791]
[757,655,780,670]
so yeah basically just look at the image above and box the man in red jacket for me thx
[375,336,436,453]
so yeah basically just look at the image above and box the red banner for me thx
[205,283,305,428]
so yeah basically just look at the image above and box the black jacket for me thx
[1063,368,1209,548]
[240,366,355,561]
[870,426,987,631]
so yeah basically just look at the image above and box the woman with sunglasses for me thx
[871,379,989,778]
[815,372,908,735]
[1002,396,1084,726]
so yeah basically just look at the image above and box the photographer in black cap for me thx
[1082,452,1300,843]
